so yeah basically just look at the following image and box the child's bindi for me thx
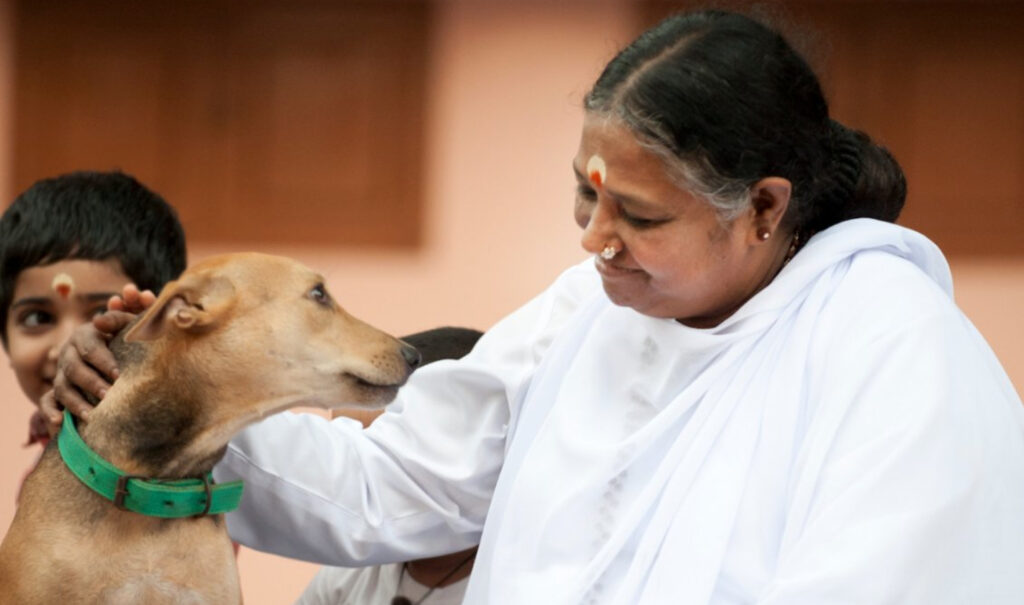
[586,154,607,188]
[51,273,75,299]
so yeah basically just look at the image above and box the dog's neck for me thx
[77,362,226,480]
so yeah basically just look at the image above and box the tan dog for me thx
[0,253,419,604]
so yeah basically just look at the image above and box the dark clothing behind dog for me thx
[400,327,482,366]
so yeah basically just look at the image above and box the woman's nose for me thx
[580,199,614,255]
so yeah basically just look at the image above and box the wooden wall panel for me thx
[642,2,1024,257]
[12,0,430,247]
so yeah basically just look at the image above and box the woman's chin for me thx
[601,281,648,313]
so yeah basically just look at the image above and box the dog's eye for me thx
[309,283,331,307]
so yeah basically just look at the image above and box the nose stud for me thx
[600,244,619,260]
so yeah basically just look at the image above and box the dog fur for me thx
[0,253,420,604]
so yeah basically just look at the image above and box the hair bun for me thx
[827,120,862,207]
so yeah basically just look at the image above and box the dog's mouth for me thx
[349,373,406,390]
[345,372,408,404]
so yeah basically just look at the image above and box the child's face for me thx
[5,259,129,405]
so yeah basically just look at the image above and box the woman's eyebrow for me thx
[573,161,664,211]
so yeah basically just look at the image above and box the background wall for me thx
[0,2,1021,603]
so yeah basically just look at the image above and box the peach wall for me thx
[0,2,1021,604]
[950,258,1024,388]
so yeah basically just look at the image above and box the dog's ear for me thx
[123,273,237,343]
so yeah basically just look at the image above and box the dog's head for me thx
[121,253,419,424]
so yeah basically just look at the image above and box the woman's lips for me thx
[596,257,643,278]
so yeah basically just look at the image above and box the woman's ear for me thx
[749,177,792,240]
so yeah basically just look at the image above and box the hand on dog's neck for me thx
[76,333,222,479]
[78,375,218,479]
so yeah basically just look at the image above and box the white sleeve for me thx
[214,260,599,565]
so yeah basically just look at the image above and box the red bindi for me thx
[51,273,75,299]
[586,154,607,190]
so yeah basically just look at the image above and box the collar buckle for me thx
[113,474,143,511]
[196,473,214,518]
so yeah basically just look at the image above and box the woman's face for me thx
[573,114,778,327]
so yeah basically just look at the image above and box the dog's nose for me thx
[400,344,422,369]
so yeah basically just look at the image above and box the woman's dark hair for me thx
[0,171,187,346]
[585,10,905,235]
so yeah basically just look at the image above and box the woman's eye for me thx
[623,213,666,229]
[575,184,597,201]
[88,305,108,319]
[18,309,54,329]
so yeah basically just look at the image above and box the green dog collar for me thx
[57,409,244,518]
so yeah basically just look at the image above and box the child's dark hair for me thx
[0,171,187,346]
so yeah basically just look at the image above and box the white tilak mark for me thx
[586,154,607,186]
[51,272,75,297]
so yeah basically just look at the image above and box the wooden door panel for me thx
[13,0,429,247]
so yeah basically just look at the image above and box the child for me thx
[0,170,186,445]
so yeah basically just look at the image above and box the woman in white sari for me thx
[53,10,1024,604]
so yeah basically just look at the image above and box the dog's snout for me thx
[401,344,422,369]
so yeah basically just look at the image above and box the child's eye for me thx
[17,309,54,330]
[88,305,109,319]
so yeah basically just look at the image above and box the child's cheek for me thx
[6,333,51,406]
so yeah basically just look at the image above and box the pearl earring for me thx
[757,228,771,241]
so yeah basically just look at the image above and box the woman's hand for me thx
[40,284,156,434]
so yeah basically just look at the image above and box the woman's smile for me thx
[595,257,643,279]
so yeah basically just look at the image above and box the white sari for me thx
[217,219,1024,604]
